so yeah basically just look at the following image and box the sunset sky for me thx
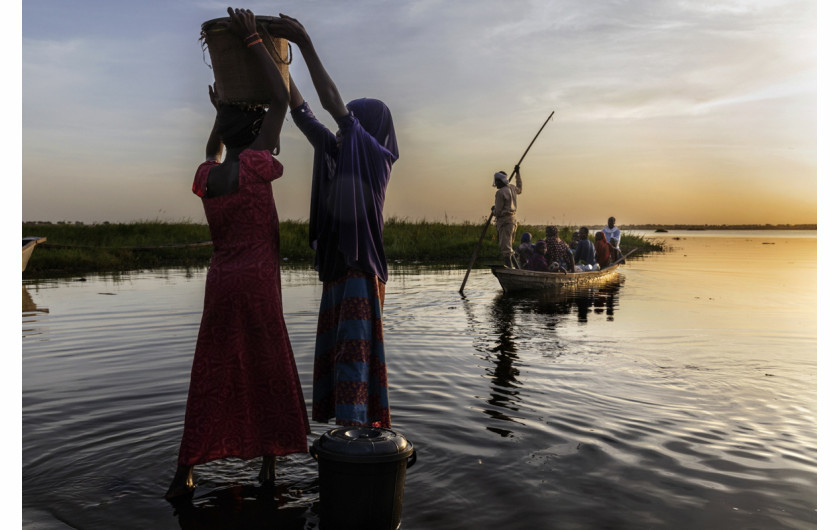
[20,0,818,226]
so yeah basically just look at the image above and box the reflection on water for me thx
[484,296,521,437]
[509,276,622,322]
[171,483,315,530]
[22,235,817,530]
[22,286,49,338]
[22,285,48,315]
[480,279,624,438]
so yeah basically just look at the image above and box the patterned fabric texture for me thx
[177,149,310,466]
[312,268,391,428]
[546,236,574,272]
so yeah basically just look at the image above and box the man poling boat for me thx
[459,111,554,294]
[492,166,523,269]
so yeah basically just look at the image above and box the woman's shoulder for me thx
[192,160,220,197]
[338,112,386,150]
[239,149,284,183]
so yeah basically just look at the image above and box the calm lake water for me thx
[22,231,817,529]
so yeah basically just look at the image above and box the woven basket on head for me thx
[200,16,291,106]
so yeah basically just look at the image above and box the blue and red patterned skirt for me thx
[312,268,391,428]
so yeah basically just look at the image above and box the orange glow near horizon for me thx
[20,1,817,227]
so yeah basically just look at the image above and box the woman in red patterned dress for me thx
[165,7,310,501]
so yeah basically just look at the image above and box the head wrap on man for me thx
[494,171,508,186]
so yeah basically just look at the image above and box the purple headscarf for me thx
[291,99,399,283]
[346,98,399,162]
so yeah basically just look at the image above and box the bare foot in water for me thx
[165,465,195,501]
[258,455,276,483]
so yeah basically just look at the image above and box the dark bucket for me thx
[310,426,417,530]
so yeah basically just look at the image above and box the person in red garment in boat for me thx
[595,231,615,269]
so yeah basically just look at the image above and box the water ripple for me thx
[22,248,817,529]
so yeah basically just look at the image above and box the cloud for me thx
[21,0,817,224]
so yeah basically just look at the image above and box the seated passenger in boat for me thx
[516,232,535,266]
[595,231,613,269]
[609,237,623,263]
[602,216,621,249]
[545,225,574,273]
[523,240,550,271]
[574,227,597,268]
[570,231,580,258]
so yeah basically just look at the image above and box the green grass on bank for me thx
[22,219,663,276]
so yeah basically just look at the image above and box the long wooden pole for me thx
[459,209,494,294]
[459,111,555,294]
[612,247,637,264]
[508,111,554,181]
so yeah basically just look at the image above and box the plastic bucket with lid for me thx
[310,426,417,530]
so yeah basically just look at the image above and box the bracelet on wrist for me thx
[246,38,263,47]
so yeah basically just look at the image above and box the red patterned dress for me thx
[177,149,310,467]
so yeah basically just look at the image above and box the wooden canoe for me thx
[491,249,635,294]
[23,236,47,272]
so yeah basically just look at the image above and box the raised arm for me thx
[512,165,523,194]
[269,14,349,121]
[225,7,290,152]
[288,73,335,148]
[289,75,304,109]
[205,84,223,162]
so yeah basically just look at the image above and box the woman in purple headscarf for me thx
[269,14,398,428]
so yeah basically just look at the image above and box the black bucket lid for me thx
[311,426,414,464]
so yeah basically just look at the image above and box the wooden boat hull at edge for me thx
[23,236,47,272]
[491,261,625,294]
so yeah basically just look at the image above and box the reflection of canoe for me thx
[491,275,623,321]
[491,249,636,294]
[23,236,47,272]
[22,285,49,314]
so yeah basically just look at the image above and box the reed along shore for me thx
[22,219,664,276]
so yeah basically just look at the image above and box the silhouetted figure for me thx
[166,7,310,502]
[273,12,398,427]
[493,166,522,268]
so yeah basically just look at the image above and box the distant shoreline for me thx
[22,221,817,231]
[22,219,664,276]
[614,224,816,231]
[22,219,816,277]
